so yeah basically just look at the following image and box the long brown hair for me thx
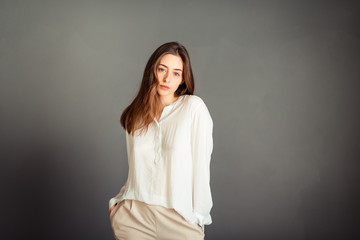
[120,41,195,136]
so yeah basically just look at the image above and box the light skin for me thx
[109,203,117,215]
[156,54,184,107]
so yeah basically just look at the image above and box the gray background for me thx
[1,0,359,239]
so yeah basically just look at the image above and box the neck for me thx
[160,95,179,107]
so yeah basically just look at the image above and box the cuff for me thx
[194,211,212,233]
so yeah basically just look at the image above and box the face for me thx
[156,54,184,101]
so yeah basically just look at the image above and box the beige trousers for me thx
[109,199,205,240]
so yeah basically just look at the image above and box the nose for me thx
[164,72,171,83]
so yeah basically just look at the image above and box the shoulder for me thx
[182,94,207,110]
[182,94,212,121]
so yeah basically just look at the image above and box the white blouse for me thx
[109,94,213,233]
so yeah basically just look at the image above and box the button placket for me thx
[154,123,162,164]
[153,105,172,164]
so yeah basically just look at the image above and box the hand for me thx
[109,203,118,215]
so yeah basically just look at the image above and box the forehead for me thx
[159,54,183,70]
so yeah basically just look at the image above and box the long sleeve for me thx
[191,101,214,231]
[109,181,128,210]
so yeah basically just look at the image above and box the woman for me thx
[109,42,213,240]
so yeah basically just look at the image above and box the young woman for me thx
[108,42,213,240]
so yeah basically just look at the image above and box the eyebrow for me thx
[159,64,183,72]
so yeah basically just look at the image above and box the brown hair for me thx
[120,41,195,136]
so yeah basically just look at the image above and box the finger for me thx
[109,203,117,214]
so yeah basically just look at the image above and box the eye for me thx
[158,67,165,72]
[174,72,180,77]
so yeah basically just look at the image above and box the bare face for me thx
[156,54,184,103]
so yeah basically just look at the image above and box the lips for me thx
[160,85,170,89]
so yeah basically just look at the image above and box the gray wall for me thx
[1,1,359,239]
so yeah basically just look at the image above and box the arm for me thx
[191,101,214,230]
[109,181,128,214]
